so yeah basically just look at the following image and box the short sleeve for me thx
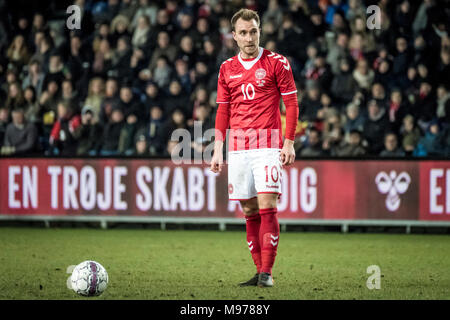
[216,64,231,104]
[275,55,297,96]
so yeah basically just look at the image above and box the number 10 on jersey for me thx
[241,83,255,100]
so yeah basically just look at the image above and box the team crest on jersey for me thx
[255,68,266,87]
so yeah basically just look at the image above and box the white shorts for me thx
[227,148,282,200]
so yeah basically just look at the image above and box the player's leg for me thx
[228,151,261,286]
[239,197,261,286]
[251,148,282,287]
[257,193,279,287]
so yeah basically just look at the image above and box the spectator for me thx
[2,108,38,155]
[118,110,139,155]
[61,79,80,111]
[149,31,178,71]
[29,33,52,72]
[131,0,158,28]
[153,55,173,89]
[74,106,103,156]
[42,51,65,92]
[99,78,121,124]
[84,77,105,122]
[66,34,91,88]
[326,32,350,75]
[142,81,164,115]
[304,7,327,42]
[5,82,25,111]
[23,86,40,124]
[305,53,333,90]
[174,58,192,94]
[370,82,388,109]
[49,100,81,156]
[300,81,322,121]
[22,59,45,98]
[110,14,131,47]
[133,133,151,156]
[363,99,390,155]
[374,59,396,90]
[414,120,445,156]
[436,84,450,120]
[380,133,405,157]
[330,57,358,107]
[117,81,144,120]
[387,88,408,133]
[334,129,366,156]
[39,80,60,126]
[192,17,219,52]
[7,34,30,71]
[99,107,125,156]
[262,0,284,31]
[177,35,196,69]
[413,80,436,127]
[159,108,187,150]
[349,15,376,53]
[343,102,365,134]
[299,127,325,156]
[92,38,114,78]
[135,105,165,155]
[392,36,411,83]
[400,114,422,154]
[163,79,189,117]
[173,13,196,45]
[352,58,374,91]
[132,14,151,49]
[111,36,133,79]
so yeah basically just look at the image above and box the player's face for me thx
[232,18,260,58]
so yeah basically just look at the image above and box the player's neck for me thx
[239,47,260,60]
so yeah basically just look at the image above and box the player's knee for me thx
[242,206,259,217]
[258,199,277,210]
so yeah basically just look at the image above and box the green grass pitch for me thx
[0,227,449,300]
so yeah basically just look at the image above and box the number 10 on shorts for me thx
[265,165,279,183]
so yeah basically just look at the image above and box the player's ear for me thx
[232,31,236,41]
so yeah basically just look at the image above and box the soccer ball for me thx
[71,260,108,296]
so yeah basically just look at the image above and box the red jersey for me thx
[216,47,297,151]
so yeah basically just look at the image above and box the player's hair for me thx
[230,8,260,31]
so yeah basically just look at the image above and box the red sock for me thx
[259,207,280,275]
[245,214,261,273]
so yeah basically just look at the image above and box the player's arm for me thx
[281,92,298,165]
[275,55,299,166]
[211,64,231,173]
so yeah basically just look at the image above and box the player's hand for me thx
[210,150,223,173]
[210,141,224,173]
[280,139,295,166]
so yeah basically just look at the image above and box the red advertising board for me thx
[0,158,449,221]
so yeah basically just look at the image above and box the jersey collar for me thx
[238,47,264,70]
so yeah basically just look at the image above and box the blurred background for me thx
[0,0,449,159]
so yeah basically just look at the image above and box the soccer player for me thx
[210,8,299,287]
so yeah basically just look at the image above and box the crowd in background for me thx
[0,0,449,158]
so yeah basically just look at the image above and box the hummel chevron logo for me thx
[230,74,242,79]
[268,52,290,70]
[248,241,253,251]
[270,235,278,247]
